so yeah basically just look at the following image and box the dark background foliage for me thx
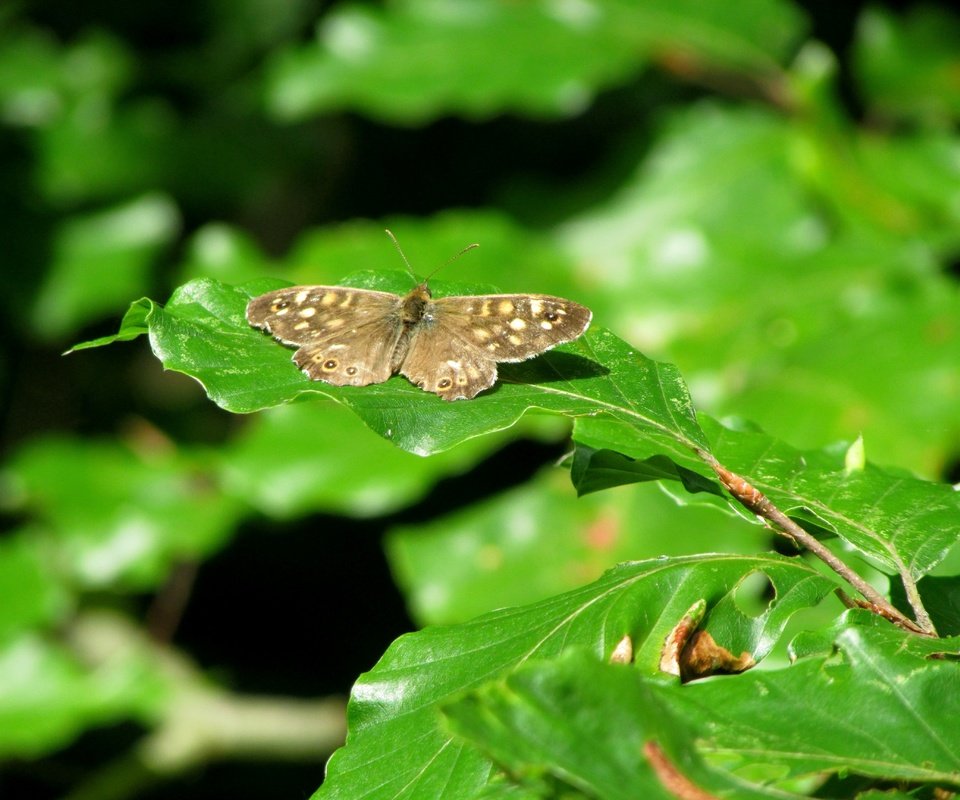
[1,0,958,797]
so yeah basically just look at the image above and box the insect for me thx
[245,233,592,401]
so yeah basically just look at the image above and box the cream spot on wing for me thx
[509,318,526,330]
[487,342,500,351]
[540,321,553,330]
[321,292,338,306]
[326,318,346,329]
[508,334,522,346]
[294,320,311,330]
[295,290,309,304]
[473,328,491,341]
[339,294,354,308]
[446,359,461,369]
[481,300,492,316]
[300,307,316,318]
[530,299,544,315]
[275,307,290,316]
[498,300,515,315]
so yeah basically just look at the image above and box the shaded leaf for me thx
[853,5,960,125]
[222,401,539,519]
[0,633,164,758]
[0,437,241,589]
[265,0,805,123]
[31,194,180,340]
[387,467,772,626]
[891,575,960,638]
[572,415,960,581]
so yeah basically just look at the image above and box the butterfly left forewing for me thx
[246,285,404,386]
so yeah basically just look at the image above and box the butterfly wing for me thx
[246,286,405,386]
[400,293,592,400]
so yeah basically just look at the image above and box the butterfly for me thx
[246,276,592,401]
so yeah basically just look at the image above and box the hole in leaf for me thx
[734,570,775,618]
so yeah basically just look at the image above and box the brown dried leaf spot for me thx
[679,630,755,681]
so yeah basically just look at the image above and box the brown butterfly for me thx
[246,246,591,401]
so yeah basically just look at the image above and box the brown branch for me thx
[696,451,933,636]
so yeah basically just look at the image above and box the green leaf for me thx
[0,531,68,643]
[265,0,805,123]
[572,416,960,581]
[0,437,241,590]
[891,575,960,638]
[556,103,960,475]
[446,625,960,798]
[222,400,526,519]
[0,632,164,758]
[670,624,960,786]
[31,193,180,340]
[314,554,833,799]
[853,5,960,125]
[74,275,708,458]
[387,466,772,626]
[570,444,723,498]
[443,653,794,800]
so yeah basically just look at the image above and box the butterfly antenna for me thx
[385,229,417,283]
[425,241,480,282]
[385,229,479,284]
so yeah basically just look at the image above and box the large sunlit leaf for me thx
[0,531,68,642]
[72,274,708,458]
[314,554,834,799]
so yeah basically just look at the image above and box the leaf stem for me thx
[697,451,934,636]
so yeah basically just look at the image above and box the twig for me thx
[899,569,937,636]
[696,451,933,636]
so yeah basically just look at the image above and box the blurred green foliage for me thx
[1,0,958,798]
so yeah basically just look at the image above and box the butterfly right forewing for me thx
[246,285,405,386]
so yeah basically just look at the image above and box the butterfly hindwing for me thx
[400,329,498,400]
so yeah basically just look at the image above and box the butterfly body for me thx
[246,281,591,400]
